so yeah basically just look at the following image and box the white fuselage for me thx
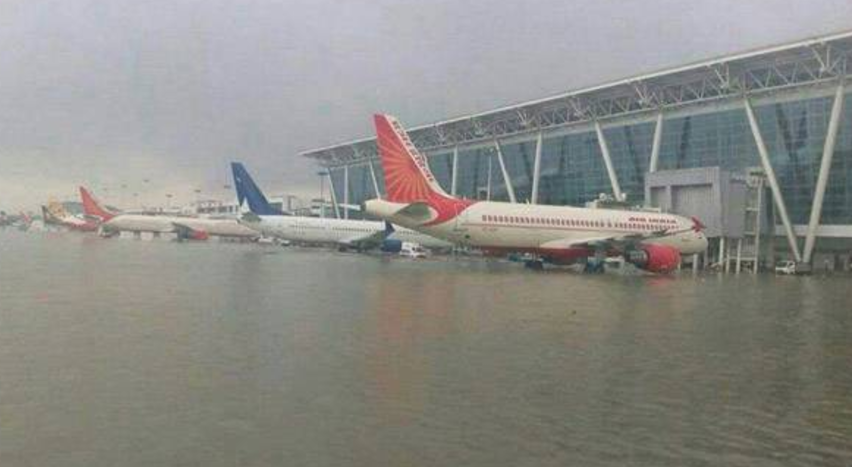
[103,214,258,237]
[241,215,453,249]
[366,200,708,255]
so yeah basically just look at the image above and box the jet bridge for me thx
[645,167,768,272]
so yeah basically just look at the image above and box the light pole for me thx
[194,189,202,213]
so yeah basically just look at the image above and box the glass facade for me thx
[333,90,851,227]
[755,96,831,224]
[499,141,536,203]
[427,152,454,192]
[827,93,852,225]
[537,131,609,206]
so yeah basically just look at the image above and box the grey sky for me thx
[1,0,850,211]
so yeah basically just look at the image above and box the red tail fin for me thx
[79,186,116,221]
[373,114,451,203]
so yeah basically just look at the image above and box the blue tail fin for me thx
[231,162,283,216]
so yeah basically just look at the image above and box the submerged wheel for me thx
[524,259,545,270]
[583,258,606,274]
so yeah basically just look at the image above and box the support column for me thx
[343,165,349,219]
[719,237,726,271]
[743,97,802,262]
[803,82,846,264]
[486,155,493,201]
[368,160,381,198]
[649,112,664,173]
[493,140,517,203]
[326,171,341,219]
[450,146,459,196]
[752,178,764,274]
[594,121,624,201]
[736,238,743,274]
[531,131,543,204]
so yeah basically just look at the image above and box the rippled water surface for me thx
[1,230,851,466]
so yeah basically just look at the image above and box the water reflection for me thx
[1,231,851,466]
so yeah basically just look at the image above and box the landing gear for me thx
[524,259,545,270]
[583,256,606,274]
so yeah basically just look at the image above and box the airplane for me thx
[0,211,32,230]
[79,186,121,222]
[362,114,709,273]
[79,186,259,240]
[41,200,99,231]
[231,162,453,252]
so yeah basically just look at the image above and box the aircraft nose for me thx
[697,232,708,250]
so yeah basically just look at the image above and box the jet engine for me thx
[379,239,403,253]
[190,230,210,241]
[626,244,681,273]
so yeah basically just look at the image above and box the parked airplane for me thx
[79,186,120,222]
[42,200,98,231]
[79,186,258,240]
[231,162,452,251]
[363,114,708,273]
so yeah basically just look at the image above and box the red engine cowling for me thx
[627,244,681,273]
[190,230,210,241]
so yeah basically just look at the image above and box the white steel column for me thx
[735,238,743,274]
[486,155,493,201]
[368,160,381,198]
[649,112,664,173]
[803,83,846,264]
[342,165,349,219]
[531,132,543,204]
[326,171,341,219]
[493,140,517,203]
[743,98,802,262]
[450,146,459,196]
[594,121,624,201]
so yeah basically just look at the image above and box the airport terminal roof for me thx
[302,30,852,167]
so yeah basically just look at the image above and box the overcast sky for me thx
[1,0,850,211]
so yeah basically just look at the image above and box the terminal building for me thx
[302,31,852,272]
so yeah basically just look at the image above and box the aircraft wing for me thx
[538,227,684,252]
[171,222,208,239]
[338,222,394,249]
[392,202,434,223]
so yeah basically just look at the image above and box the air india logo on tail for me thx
[374,114,450,204]
[373,114,476,226]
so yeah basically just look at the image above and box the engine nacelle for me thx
[191,230,210,241]
[627,244,681,273]
[380,239,403,253]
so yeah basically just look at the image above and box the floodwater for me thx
[1,230,851,467]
